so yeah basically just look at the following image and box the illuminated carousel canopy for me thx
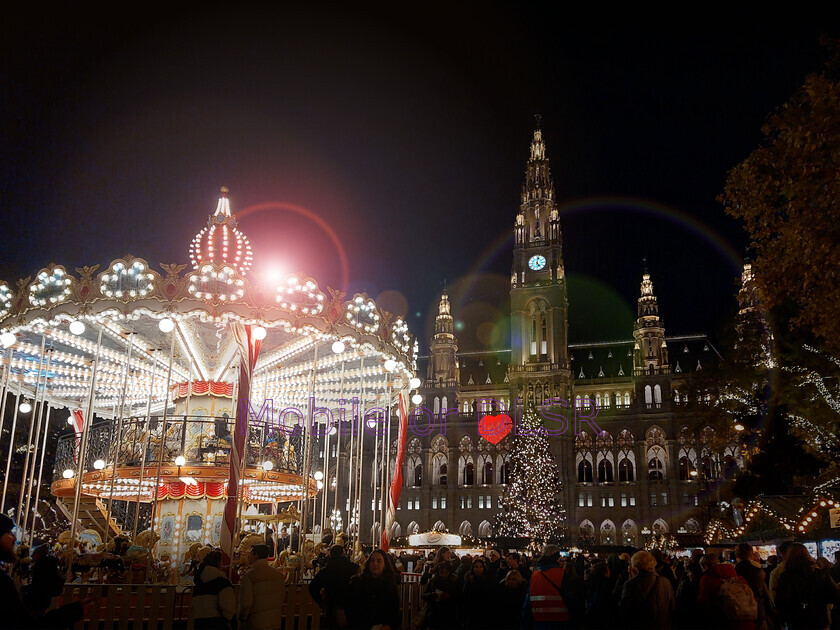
[0,188,418,506]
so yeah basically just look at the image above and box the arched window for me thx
[678,456,691,481]
[459,521,473,537]
[652,519,669,534]
[484,460,494,485]
[407,521,420,535]
[644,385,653,405]
[432,452,447,486]
[622,519,637,546]
[600,520,616,545]
[618,457,635,482]
[602,392,610,408]
[647,447,665,480]
[578,459,593,483]
[464,461,474,485]
[441,396,448,414]
[623,392,631,406]
[463,400,469,413]
[653,384,662,404]
[433,520,446,532]
[414,463,422,486]
[595,393,602,408]
[597,458,614,483]
[478,520,493,538]
[500,458,511,485]
[434,397,440,415]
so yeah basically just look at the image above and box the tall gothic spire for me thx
[515,124,561,248]
[435,289,454,336]
[633,269,668,373]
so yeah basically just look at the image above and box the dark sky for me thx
[0,5,832,352]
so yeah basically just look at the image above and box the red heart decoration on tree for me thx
[479,413,513,444]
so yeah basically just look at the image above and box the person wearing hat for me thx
[0,514,87,629]
[522,544,571,629]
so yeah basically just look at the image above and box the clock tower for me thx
[509,123,572,407]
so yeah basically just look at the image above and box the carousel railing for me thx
[53,415,307,482]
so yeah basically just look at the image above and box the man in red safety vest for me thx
[523,543,571,629]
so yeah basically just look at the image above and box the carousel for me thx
[0,188,418,580]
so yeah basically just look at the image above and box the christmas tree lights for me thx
[496,404,566,544]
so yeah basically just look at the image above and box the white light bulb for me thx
[69,320,86,335]
[332,341,345,354]
[159,318,175,333]
[328,426,338,436]
[93,459,106,470]
[409,377,422,389]
[0,332,15,348]
[253,326,267,340]
[63,469,74,479]
[314,471,324,481]
[67,416,75,426]
[384,359,397,372]
[19,401,32,414]
[411,394,422,405]
[316,480,324,490]
[174,455,186,466]
[262,460,274,471]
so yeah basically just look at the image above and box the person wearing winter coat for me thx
[238,544,287,630]
[340,549,401,630]
[422,561,460,629]
[697,562,756,630]
[460,557,494,629]
[496,569,528,630]
[619,550,675,630]
[309,544,359,629]
[191,550,237,630]
[775,543,840,630]
[522,544,574,630]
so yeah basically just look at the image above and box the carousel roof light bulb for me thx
[262,460,274,471]
[253,326,267,340]
[159,317,175,333]
[174,455,186,466]
[332,340,345,354]
[69,320,86,335]
[409,377,421,389]
[19,400,32,414]
[411,394,422,405]
[0,331,16,348]
[314,471,324,481]
[93,459,106,470]
[67,416,75,425]
[384,359,397,372]
[734,423,745,431]
[316,480,324,490]
[63,469,74,479]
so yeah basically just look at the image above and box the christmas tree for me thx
[496,404,566,543]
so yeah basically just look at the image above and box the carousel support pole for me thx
[344,366,356,543]
[0,347,15,468]
[69,326,104,577]
[371,395,381,548]
[320,414,331,537]
[22,351,53,537]
[331,357,345,532]
[299,343,319,552]
[380,384,393,544]
[18,336,47,530]
[1,385,21,513]
[104,332,135,547]
[353,369,365,549]
[133,350,158,541]
[29,401,53,546]
[147,330,176,583]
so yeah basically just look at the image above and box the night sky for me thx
[1,6,832,353]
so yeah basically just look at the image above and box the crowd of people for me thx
[4,507,840,630]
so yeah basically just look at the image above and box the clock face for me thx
[528,255,547,271]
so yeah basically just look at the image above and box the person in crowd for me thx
[277,526,290,552]
[505,551,532,584]
[652,549,678,590]
[764,556,780,587]
[831,550,840,585]
[339,549,401,630]
[0,515,88,630]
[496,569,528,630]
[768,541,792,605]
[699,553,718,574]
[485,549,502,582]
[461,556,494,629]
[238,544,286,630]
[522,544,572,629]
[611,555,632,607]
[734,543,776,630]
[697,553,756,630]
[22,552,68,617]
[585,560,617,629]
[775,542,840,630]
[674,560,702,630]
[619,550,675,630]
[264,527,275,558]
[192,550,237,630]
[455,554,473,584]
[421,560,460,629]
